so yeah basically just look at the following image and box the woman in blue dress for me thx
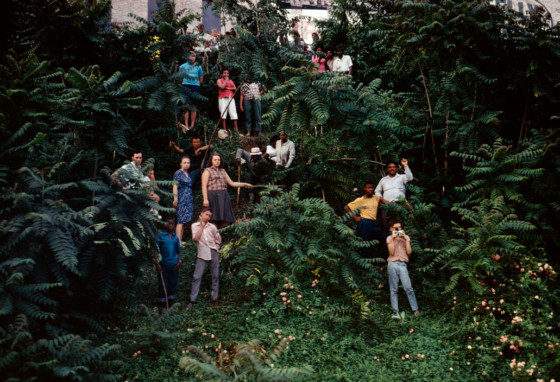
[173,155,194,244]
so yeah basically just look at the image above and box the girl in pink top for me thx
[311,46,328,72]
[217,69,239,132]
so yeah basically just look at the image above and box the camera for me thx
[393,230,403,237]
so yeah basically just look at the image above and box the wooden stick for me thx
[328,158,385,165]
[236,162,241,208]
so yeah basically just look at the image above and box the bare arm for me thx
[239,93,244,111]
[169,141,184,154]
[344,204,362,222]
[226,81,236,90]
[202,169,210,207]
[217,79,226,89]
[199,76,203,85]
[387,237,395,256]
[173,183,178,208]
[224,171,252,188]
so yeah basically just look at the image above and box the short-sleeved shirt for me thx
[347,195,381,221]
[240,82,261,100]
[183,146,209,169]
[206,167,227,191]
[179,62,203,87]
[386,236,410,263]
[114,162,143,189]
[218,79,235,98]
[332,55,353,73]
[155,231,181,266]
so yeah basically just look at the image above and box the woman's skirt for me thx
[207,189,235,223]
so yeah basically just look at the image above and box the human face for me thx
[192,138,201,149]
[200,210,213,223]
[363,184,375,196]
[222,70,229,79]
[280,133,288,143]
[131,153,142,166]
[390,223,402,231]
[189,53,196,63]
[316,47,323,53]
[386,163,398,176]
[335,49,343,58]
[211,155,221,168]
[325,50,333,59]
[165,219,175,232]
[180,158,191,171]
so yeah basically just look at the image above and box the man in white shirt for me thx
[332,45,353,75]
[275,132,296,169]
[375,158,413,228]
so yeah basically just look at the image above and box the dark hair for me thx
[191,135,201,141]
[388,219,401,229]
[200,207,213,214]
[364,180,375,187]
[180,155,191,164]
[335,44,344,52]
[206,152,223,168]
[385,161,399,168]
[130,150,142,157]
[221,68,230,74]
[269,134,280,146]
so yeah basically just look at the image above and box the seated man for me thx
[344,181,388,257]
[236,146,274,202]
[169,136,212,185]
[111,150,144,190]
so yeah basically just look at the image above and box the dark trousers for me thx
[190,168,202,187]
[243,99,262,132]
[157,263,178,305]
[189,249,219,303]
[246,172,265,202]
[357,218,388,257]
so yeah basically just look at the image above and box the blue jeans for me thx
[243,99,262,132]
[157,263,179,304]
[387,261,418,312]
[357,218,388,257]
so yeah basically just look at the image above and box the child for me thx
[154,218,182,313]
[344,181,389,257]
[186,208,222,310]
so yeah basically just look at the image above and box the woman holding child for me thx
[201,152,252,228]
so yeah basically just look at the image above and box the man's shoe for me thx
[413,310,420,316]
[391,312,401,319]
[186,302,194,311]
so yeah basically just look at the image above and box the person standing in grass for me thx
[386,219,419,318]
[217,69,239,133]
[154,218,182,314]
[186,208,221,310]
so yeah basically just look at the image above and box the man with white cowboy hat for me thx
[235,146,274,202]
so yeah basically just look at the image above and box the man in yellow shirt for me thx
[344,181,389,257]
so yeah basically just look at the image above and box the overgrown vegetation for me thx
[1,0,559,380]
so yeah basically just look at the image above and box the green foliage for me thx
[222,184,385,296]
[179,338,313,381]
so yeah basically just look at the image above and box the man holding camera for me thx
[386,219,419,318]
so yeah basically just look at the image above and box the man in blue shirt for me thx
[179,51,204,132]
[154,218,182,313]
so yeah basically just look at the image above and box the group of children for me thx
[154,208,220,314]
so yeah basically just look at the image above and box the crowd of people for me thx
[112,141,418,318]
[111,28,413,317]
